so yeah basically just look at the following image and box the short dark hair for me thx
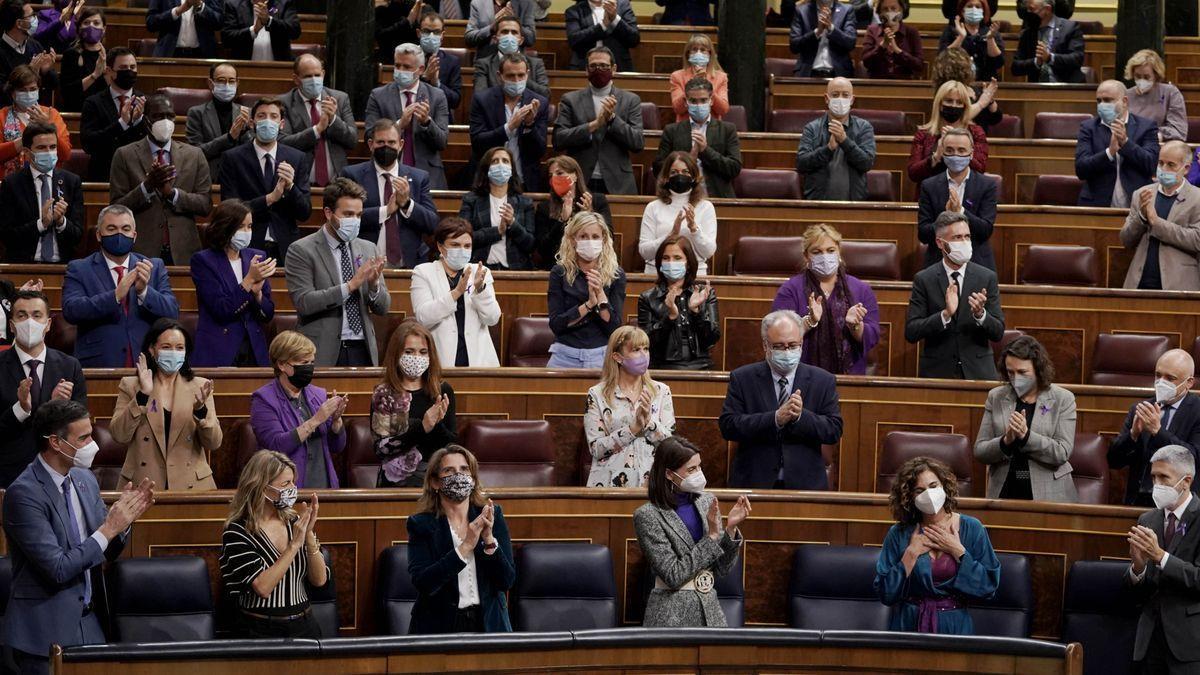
[471,146,523,196]
[646,436,701,509]
[654,235,698,289]
[0,0,29,32]
[106,45,134,68]
[323,176,367,212]
[586,46,615,65]
[12,289,49,314]
[498,52,529,72]
[933,210,968,236]
[419,9,444,26]
[145,92,172,115]
[21,121,56,150]
[434,216,473,245]
[999,335,1055,389]
[368,118,399,141]
[208,61,236,80]
[251,96,284,118]
[492,14,521,34]
[204,199,252,251]
[889,456,960,525]
[7,63,35,91]
[683,76,713,95]
[140,317,195,380]
[34,399,90,451]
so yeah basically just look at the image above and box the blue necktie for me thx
[62,477,92,606]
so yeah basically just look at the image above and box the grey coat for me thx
[364,80,451,189]
[633,492,742,627]
[277,87,359,180]
[974,383,1078,502]
[1120,181,1200,291]
[553,86,645,195]
[185,99,251,178]
[794,113,877,201]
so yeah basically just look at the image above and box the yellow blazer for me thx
[110,375,222,490]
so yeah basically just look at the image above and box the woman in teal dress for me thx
[874,456,1001,634]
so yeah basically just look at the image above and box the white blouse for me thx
[486,193,509,268]
[449,526,481,608]
[638,193,718,275]
[584,380,676,488]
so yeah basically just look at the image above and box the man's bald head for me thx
[1155,349,1195,404]
[826,77,853,96]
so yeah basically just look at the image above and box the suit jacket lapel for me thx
[316,232,343,287]
[1166,182,1195,224]
[18,169,37,212]
[657,501,696,545]
[577,90,596,130]
[2,348,25,395]
[91,253,117,297]
[33,460,73,538]
[134,138,153,178]
[147,382,168,458]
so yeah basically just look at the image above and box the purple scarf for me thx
[802,268,857,375]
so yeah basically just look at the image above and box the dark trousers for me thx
[8,649,45,675]
[451,605,483,632]
[232,608,321,639]
[336,339,372,367]
[1140,622,1200,675]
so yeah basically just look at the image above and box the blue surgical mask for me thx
[299,75,323,99]
[488,163,512,186]
[497,34,520,55]
[687,102,710,122]
[212,83,237,103]
[14,90,37,109]
[155,348,186,374]
[660,261,686,280]
[1158,167,1180,188]
[336,216,360,242]
[419,32,442,54]
[230,229,252,251]
[768,347,802,373]
[31,150,56,173]
[255,118,280,142]
[24,16,37,34]
[687,51,709,68]
[502,78,527,98]
[963,7,984,23]
[444,247,471,271]
[100,233,135,257]
[944,154,971,173]
[394,69,417,87]
[1097,101,1117,123]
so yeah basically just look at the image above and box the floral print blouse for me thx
[584,380,675,488]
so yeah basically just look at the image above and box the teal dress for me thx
[873,513,1001,634]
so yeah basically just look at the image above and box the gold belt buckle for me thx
[694,570,715,594]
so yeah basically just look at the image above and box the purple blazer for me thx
[249,379,346,488]
[1189,148,1200,188]
[189,247,275,367]
[771,272,881,375]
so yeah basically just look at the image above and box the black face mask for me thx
[667,174,694,194]
[940,105,964,123]
[287,363,314,389]
[373,146,399,167]
[114,69,138,90]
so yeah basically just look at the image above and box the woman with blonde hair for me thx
[639,151,717,275]
[1124,49,1188,142]
[906,79,989,191]
[534,155,613,269]
[546,211,626,369]
[930,47,1001,131]
[371,320,456,487]
[669,34,728,121]
[407,445,514,633]
[219,450,328,638]
[584,326,676,488]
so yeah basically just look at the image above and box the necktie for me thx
[382,176,403,266]
[439,0,461,19]
[777,377,789,406]
[262,153,274,190]
[156,148,167,166]
[339,242,364,335]
[27,358,42,408]
[117,94,127,115]
[950,270,960,290]
[62,478,92,605]
[1162,405,1175,431]
[114,265,129,314]
[309,98,329,186]
[38,173,55,262]
[401,91,416,167]
[1166,512,1179,549]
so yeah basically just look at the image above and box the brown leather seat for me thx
[442,47,470,67]
[982,172,1003,199]
[1077,21,1103,33]
[855,109,907,135]
[988,115,1023,139]
[231,418,261,480]
[877,431,975,497]
[462,420,556,487]
[62,149,90,178]
[768,109,823,133]
[1032,175,1084,206]
[90,418,127,491]
[1090,333,1171,387]
[1020,245,1099,286]
[733,168,802,200]
[865,170,895,202]
[1188,117,1200,143]
[1071,432,1111,505]
[157,87,210,117]
[1080,66,1098,84]
[345,417,378,488]
[267,314,300,343]
[127,38,156,57]
[841,240,900,281]
[764,58,796,78]
[1192,335,1200,369]
[731,236,805,277]
[238,93,272,108]
[547,103,557,125]
[1033,112,1091,139]
[991,329,1025,356]
[508,317,553,367]
[640,102,660,131]
[724,105,748,132]
[290,43,326,60]
[177,311,199,341]
[46,313,77,354]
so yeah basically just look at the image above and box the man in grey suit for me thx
[1120,140,1200,291]
[795,77,877,201]
[185,62,252,179]
[472,15,550,97]
[553,46,644,195]
[465,0,536,59]
[278,54,358,188]
[1127,444,1200,674]
[365,42,451,189]
[285,177,391,367]
[904,211,1005,380]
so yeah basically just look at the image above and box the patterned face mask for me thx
[440,472,474,502]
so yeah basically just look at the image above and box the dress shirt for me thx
[588,84,613,180]
[251,16,274,61]
[1102,112,1131,208]
[502,98,523,180]
[947,167,969,213]
[141,138,181,204]
[449,525,482,608]
[2,32,25,54]
[939,259,987,327]
[35,454,110,552]
[300,90,335,182]
[105,254,150,304]
[110,86,142,130]
[175,2,203,49]
[32,165,64,261]
[321,227,380,341]
[372,161,416,258]
[813,23,833,71]
[9,344,47,422]
[1132,492,1193,581]
[688,117,710,179]
[588,0,619,45]
[254,142,278,242]
[486,193,509,267]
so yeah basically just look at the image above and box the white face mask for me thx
[150,118,175,144]
[914,485,946,515]
[1155,378,1181,404]
[944,240,972,266]
[56,437,100,470]
[670,468,706,494]
[14,317,48,349]
[1134,78,1154,94]
[576,238,603,261]
[1152,476,1188,511]
[400,353,430,379]
[827,96,852,117]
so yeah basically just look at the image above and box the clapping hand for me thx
[1035,41,1050,65]
[230,107,251,138]
[422,393,450,432]
[805,292,823,327]
[690,129,707,155]
[946,188,962,213]
[411,101,431,124]
[775,389,804,427]
[602,0,617,21]
[942,278,960,320]
[193,379,213,412]
[1135,401,1163,436]
[664,284,682,319]
[101,478,155,539]
[1002,409,1026,444]
[631,387,652,435]
[817,5,832,31]
[453,263,472,298]
[1128,525,1165,569]
[725,495,751,535]
[290,501,315,553]
[967,289,987,319]
[579,190,593,212]
[135,354,154,394]
[329,391,348,428]
[20,278,43,292]
[133,259,153,293]
[1111,118,1128,149]
[498,202,514,233]
[953,15,967,37]
[479,500,496,545]
[845,302,867,330]
[931,135,945,165]
[424,54,440,83]
[16,378,31,413]
[1139,187,1157,224]
[391,176,412,209]
[471,261,487,293]
[245,255,277,290]
[30,50,55,74]
[50,379,74,401]
[27,104,49,126]
[705,498,722,539]
[276,161,296,191]
[687,279,711,312]
[585,268,606,307]
[826,117,846,149]
[115,260,138,301]
[315,96,337,133]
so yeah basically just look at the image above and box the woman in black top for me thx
[58,8,106,113]
[219,450,327,638]
[458,146,535,270]
[534,155,612,270]
[372,319,457,487]
[546,211,626,369]
[375,0,420,63]
[937,0,1006,83]
[637,235,720,370]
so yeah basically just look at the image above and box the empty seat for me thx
[344,417,377,488]
[968,552,1032,637]
[865,170,896,201]
[157,87,210,116]
[1090,333,1171,387]
[90,418,126,491]
[855,109,907,135]
[841,240,901,281]
[983,172,1004,200]
[1188,117,1200,143]
[764,57,796,78]
[724,105,748,132]
[1080,67,1098,84]
[733,168,802,200]
[442,47,470,67]
[462,420,557,487]
[991,328,1026,356]
[1020,245,1099,286]
[45,312,77,354]
[789,544,891,630]
[511,543,617,631]
[508,317,553,367]
[731,236,805,277]
[128,38,156,56]
[108,557,214,642]
[308,548,339,636]
[1071,432,1111,505]
[61,149,90,178]
[290,43,326,60]
[1032,175,1085,206]
[1033,112,1091,139]
[376,545,418,635]
[640,102,660,131]
[768,109,822,133]
[988,114,1023,138]
[266,313,299,342]
[716,552,745,628]
[232,419,261,481]
[877,431,974,496]
[1063,560,1141,675]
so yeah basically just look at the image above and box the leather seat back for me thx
[988,114,1023,138]
[789,544,892,630]
[108,557,215,642]
[90,418,127,491]
[865,170,896,202]
[841,240,901,281]
[157,87,210,116]
[640,102,660,131]
[967,552,1032,637]
[733,169,803,200]
[764,58,796,78]
[376,545,417,635]
[462,420,557,487]
[1070,432,1111,505]
[731,236,805,277]
[308,548,338,636]
[1063,560,1141,675]
[877,431,974,497]
[724,105,748,132]
[508,317,554,367]
[716,552,745,627]
[1033,112,1091,139]
[1020,245,1099,286]
[1032,175,1085,207]
[345,417,377,489]
[1090,333,1171,387]
[511,543,617,631]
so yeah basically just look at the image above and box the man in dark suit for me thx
[1011,0,1085,83]
[1075,80,1159,208]
[417,10,463,114]
[917,127,997,270]
[471,14,549,98]
[61,205,180,368]
[0,0,58,107]
[0,122,84,263]
[185,62,253,179]
[652,77,741,199]
[79,47,147,183]
[468,53,548,192]
[146,0,222,57]
[553,46,644,195]
[1,400,152,674]
[904,211,1005,380]
[0,290,86,489]
[221,0,301,61]
[277,54,358,187]
[339,119,438,268]
[719,309,843,490]
[1109,350,1200,507]
[218,96,312,262]
[788,0,856,77]
[1126,444,1200,674]
[564,0,640,72]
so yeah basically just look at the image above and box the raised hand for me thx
[946,189,962,213]
[193,379,213,411]
[725,495,752,533]
[276,161,296,190]
[424,54,440,83]
[115,261,138,301]
[967,290,987,319]
[845,302,867,329]
[453,264,471,298]
[50,379,74,401]
[133,259,153,292]
[1035,41,1049,65]
[683,205,697,232]
[135,354,154,394]
[942,279,960,320]
[954,15,966,37]
[16,378,31,413]
[690,129,707,155]
[1139,189,1155,223]
[806,292,823,326]
[670,209,685,236]
[1002,410,1023,444]
[602,0,617,21]
[480,500,496,543]
[472,261,487,292]
[688,279,711,312]
[931,135,945,165]
[422,394,449,432]
[230,107,251,137]
[102,478,155,539]
[315,393,342,425]
[579,190,593,212]
[19,278,43,292]
[706,498,721,538]
[498,202,514,233]
[391,176,412,208]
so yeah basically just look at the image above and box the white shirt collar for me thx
[942,259,966,280]
[3,32,26,52]
[946,167,971,186]
[31,165,50,181]
[37,454,68,488]
[375,161,398,175]
[323,225,347,250]
[768,362,799,390]
[105,252,131,271]
[254,141,277,162]
[1101,111,1130,129]
[109,85,132,100]
[149,137,173,154]
[15,343,45,364]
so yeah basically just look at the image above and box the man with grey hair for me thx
[1120,140,1200,290]
[719,309,843,490]
[917,127,997,270]
[60,204,179,367]
[1126,443,1200,673]
[1011,0,1084,83]
[905,211,1004,379]
[364,43,451,189]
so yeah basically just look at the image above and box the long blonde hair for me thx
[415,445,489,517]
[225,451,297,535]
[681,34,722,75]
[918,80,976,132]
[555,211,620,286]
[599,326,654,404]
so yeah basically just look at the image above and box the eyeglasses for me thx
[587,63,613,72]
[769,343,802,351]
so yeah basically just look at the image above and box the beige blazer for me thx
[1120,181,1200,290]
[110,138,213,266]
[973,383,1078,502]
[110,375,222,490]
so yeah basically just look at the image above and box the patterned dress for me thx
[583,380,676,488]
